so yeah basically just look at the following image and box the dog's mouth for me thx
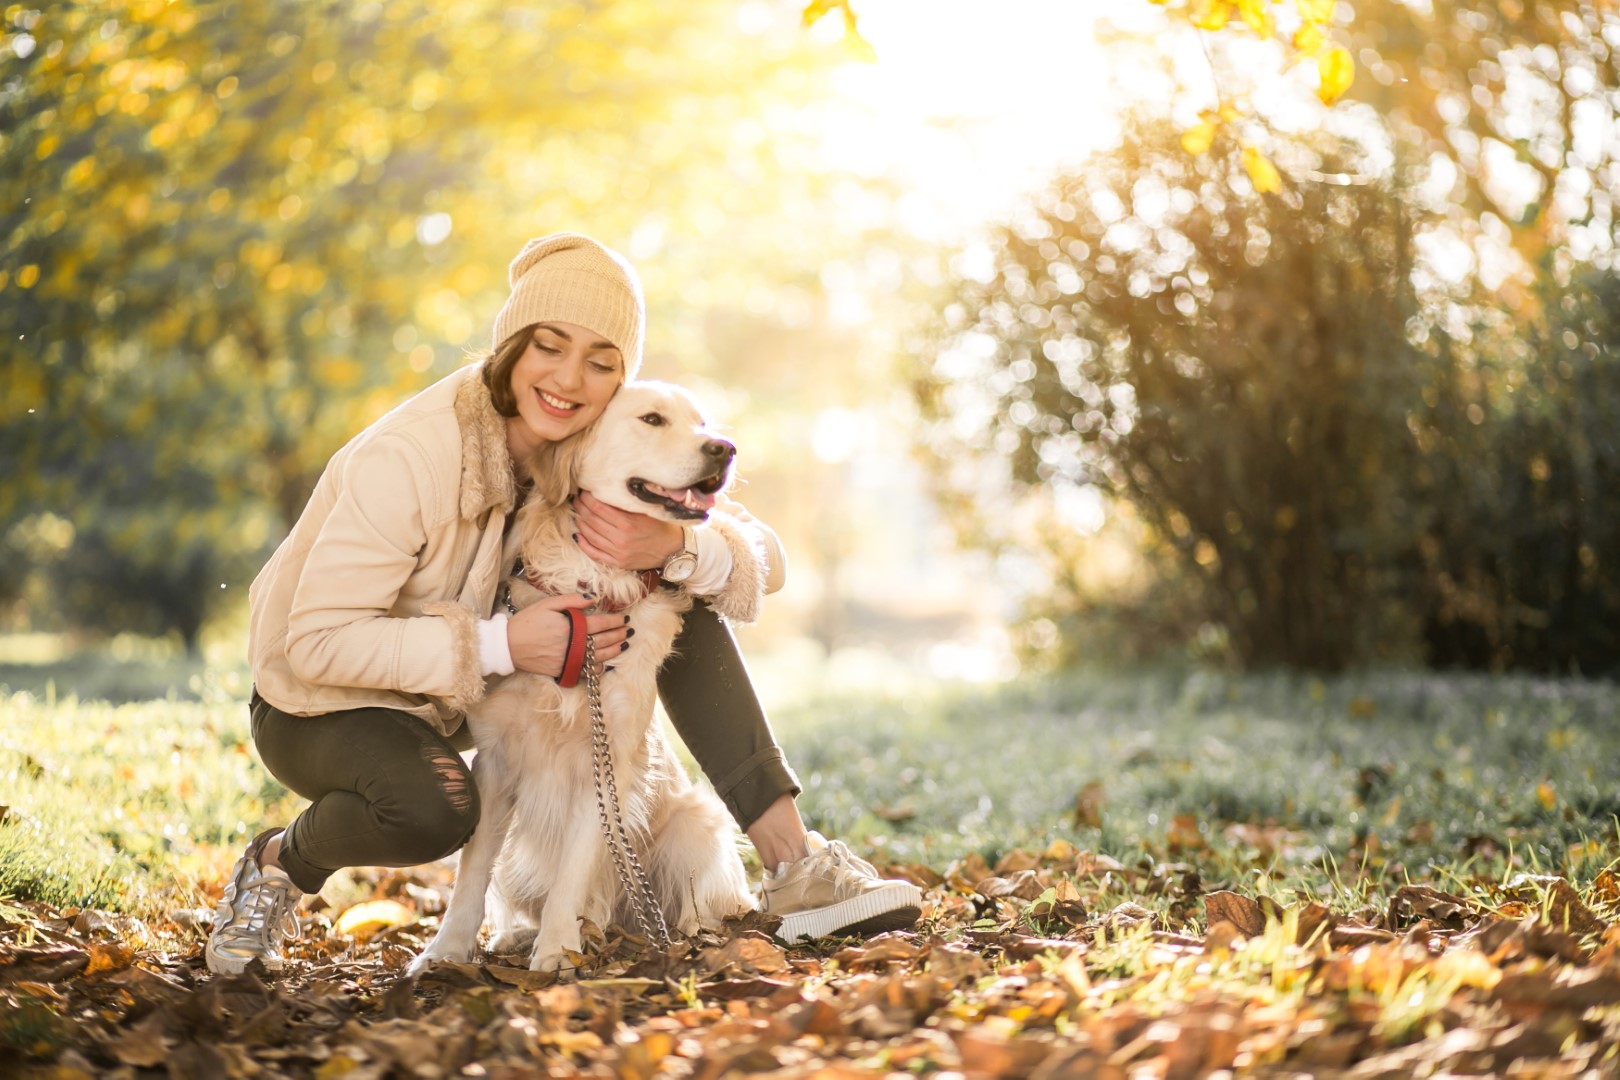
[627,469,729,521]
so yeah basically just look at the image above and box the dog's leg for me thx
[526,803,607,973]
[485,887,540,956]
[652,785,754,937]
[408,756,517,976]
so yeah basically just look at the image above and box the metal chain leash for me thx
[583,635,673,948]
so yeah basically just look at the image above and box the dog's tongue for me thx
[645,481,717,514]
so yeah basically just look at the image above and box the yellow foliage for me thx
[1316,46,1355,104]
[1242,145,1282,193]
[1190,0,1231,31]
[1236,0,1273,37]
[1293,21,1325,56]
[1181,120,1218,155]
[1294,0,1335,21]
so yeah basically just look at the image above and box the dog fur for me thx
[409,382,754,975]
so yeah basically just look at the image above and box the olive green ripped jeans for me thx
[250,602,801,895]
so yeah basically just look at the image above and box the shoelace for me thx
[220,876,298,944]
[795,838,879,890]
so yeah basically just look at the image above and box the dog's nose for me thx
[702,439,736,464]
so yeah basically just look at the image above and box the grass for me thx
[776,669,1620,904]
[3,658,1619,920]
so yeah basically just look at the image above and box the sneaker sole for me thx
[775,883,923,944]
[205,943,286,976]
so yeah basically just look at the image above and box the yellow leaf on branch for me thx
[1190,0,1232,31]
[1242,145,1282,193]
[1293,21,1325,55]
[1294,0,1335,21]
[1317,45,1355,104]
[1181,120,1218,154]
[1237,0,1274,37]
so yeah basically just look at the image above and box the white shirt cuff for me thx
[477,614,515,676]
[681,525,735,597]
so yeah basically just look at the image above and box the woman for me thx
[206,233,920,975]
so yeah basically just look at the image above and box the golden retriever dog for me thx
[410,381,754,975]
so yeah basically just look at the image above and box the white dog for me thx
[410,382,755,975]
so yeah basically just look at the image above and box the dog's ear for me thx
[526,430,590,507]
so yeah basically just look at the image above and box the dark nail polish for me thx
[621,640,631,651]
[625,627,636,638]
[583,592,595,601]
[572,533,579,542]
[622,615,630,625]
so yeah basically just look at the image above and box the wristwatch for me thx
[661,526,699,584]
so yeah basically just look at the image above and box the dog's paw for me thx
[487,926,539,955]
[407,943,475,978]
[527,945,579,975]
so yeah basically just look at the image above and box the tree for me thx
[0,0,849,643]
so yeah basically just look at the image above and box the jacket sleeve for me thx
[696,496,787,624]
[283,434,486,713]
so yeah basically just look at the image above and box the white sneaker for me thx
[205,829,303,975]
[759,832,922,944]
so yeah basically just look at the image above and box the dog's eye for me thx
[639,413,666,427]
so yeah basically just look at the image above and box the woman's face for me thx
[506,321,623,456]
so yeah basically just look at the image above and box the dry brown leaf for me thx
[1203,891,1265,937]
[948,852,992,890]
[83,942,135,975]
[1388,885,1476,930]
[1166,812,1206,852]
[994,848,1042,875]
[976,870,1047,902]
[104,1013,169,1068]
[1072,781,1105,829]
[698,931,789,977]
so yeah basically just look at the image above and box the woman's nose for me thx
[554,352,585,389]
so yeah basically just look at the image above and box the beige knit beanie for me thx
[491,233,645,379]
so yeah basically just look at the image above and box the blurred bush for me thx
[920,123,1620,673]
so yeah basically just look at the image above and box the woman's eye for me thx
[639,413,665,426]
[590,361,617,373]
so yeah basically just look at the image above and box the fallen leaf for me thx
[1204,892,1265,937]
[1073,782,1105,828]
[332,899,415,940]
[104,1013,169,1068]
[84,942,135,975]
[1388,885,1476,931]
[1167,812,1206,852]
[976,870,1047,902]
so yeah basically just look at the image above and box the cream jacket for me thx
[248,363,784,735]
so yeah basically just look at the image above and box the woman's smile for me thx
[535,388,583,416]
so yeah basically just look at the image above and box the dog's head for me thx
[562,380,735,522]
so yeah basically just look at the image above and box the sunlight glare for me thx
[818,0,1127,239]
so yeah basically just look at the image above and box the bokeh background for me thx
[3,0,1619,696]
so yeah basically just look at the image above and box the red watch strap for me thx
[557,607,589,688]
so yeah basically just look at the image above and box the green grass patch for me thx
[4,665,1619,919]
[776,670,1620,902]
[0,678,299,913]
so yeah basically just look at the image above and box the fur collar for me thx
[453,363,518,523]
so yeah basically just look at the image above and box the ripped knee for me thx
[406,744,481,860]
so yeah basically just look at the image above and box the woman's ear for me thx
[526,431,589,507]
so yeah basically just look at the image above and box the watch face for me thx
[662,555,697,583]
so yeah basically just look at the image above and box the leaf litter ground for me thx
[6,842,1620,1078]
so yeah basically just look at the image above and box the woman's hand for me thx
[574,490,684,571]
[506,592,631,677]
